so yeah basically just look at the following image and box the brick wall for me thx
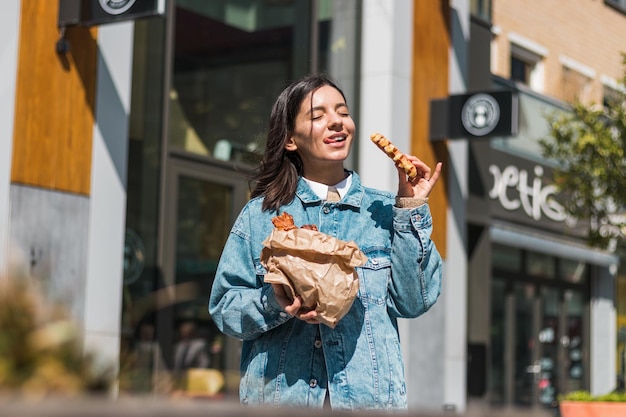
[492,0,625,104]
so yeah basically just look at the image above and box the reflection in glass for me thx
[514,283,534,406]
[172,176,233,395]
[526,251,555,279]
[491,78,569,159]
[538,287,559,406]
[120,16,168,395]
[490,279,506,405]
[560,259,587,283]
[169,1,334,162]
[566,290,585,392]
[493,243,522,272]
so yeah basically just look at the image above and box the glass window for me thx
[538,287,559,406]
[565,289,585,392]
[121,0,361,397]
[471,0,492,22]
[559,259,587,284]
[169,0,303,161]
[120,16,168,395]
[167,0,358,164]
[509,43,544,92]
[526,251,555,279]
[490,77,569,161]
[514,282,535,406]
[493,243,522,272]
[490,279,506,405]
[510,56,531,85]
[603,84,621,109]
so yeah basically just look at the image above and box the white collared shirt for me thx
[303,173,352,200]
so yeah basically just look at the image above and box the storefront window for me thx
[167,0,359,165]
[565,290,585,392]
[560,259,587,284]
[493,243,522,272]
[120,16,168,394]
[121,0,361,397]
[526,251,555,279]
[490,279,506,405]
[491,244,590,408]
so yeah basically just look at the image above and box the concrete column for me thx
[590,265,617,396]
[443,1,469,412]
[358,0,413,192]
[0,0,21,276]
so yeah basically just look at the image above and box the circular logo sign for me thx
[461,93,500,136]
[99,0,137,15]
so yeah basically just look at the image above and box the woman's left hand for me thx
[272,283,322,324]
[397,157,442,199]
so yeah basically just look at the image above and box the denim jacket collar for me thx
[295,170,364,208]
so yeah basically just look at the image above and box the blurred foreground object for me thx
[0,276,113,398]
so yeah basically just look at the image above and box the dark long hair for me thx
[250,73,347,212]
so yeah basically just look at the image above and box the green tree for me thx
[539,54,626,250]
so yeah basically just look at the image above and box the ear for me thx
[285,136,297,152]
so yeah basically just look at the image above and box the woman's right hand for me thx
[272,283,320,324]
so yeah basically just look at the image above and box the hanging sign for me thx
[430,90,519,140]
[59,0,166,27]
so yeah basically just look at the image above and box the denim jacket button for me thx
[279,312,288,318]
[309,378,318,388]
[323,206,330,214]
[314,339,322,348]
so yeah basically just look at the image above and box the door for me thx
[490,245,589,409]
[161,155,249,398]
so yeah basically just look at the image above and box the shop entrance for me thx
[161,154,250,397]
[489,244,589,409]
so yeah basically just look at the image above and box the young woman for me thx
[208,73,443,410]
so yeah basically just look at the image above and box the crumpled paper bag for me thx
[261,228,367,328]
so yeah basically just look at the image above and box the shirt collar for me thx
[303,173,352,200]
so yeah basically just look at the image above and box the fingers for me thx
[272,285,321,322]
[400,155,429,179]
[282,298,302,316]
[297,310,319,324]
[429,162,443,186]
[396,157,443,198]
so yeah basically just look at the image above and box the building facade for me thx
[0,0,624,414]
[465,0,626,411]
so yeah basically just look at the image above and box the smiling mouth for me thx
[324,135,346,144]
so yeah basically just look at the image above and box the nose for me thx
[328,112,343,130]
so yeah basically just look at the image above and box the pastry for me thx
[370,133,418,178]
[271,212,317,231]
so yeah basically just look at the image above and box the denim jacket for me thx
[208,171,443,411]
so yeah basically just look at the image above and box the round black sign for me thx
[99,0,137,15]
[461,93,501,137]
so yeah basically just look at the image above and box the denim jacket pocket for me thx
[357,248,391,306]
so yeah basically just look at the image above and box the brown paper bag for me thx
[261,228,367,328]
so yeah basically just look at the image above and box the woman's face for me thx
[285,85,355,173]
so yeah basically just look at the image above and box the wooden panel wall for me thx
[11,0,98,195]
[412,0,450,257]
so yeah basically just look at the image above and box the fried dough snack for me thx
[370,133,417,179]
[272,212,297,231]
[271,212,318,231]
